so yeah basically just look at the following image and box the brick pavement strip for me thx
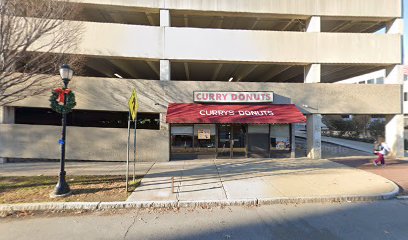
[330,157,408,196]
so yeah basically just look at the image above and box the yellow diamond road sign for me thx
[128,89,139,121]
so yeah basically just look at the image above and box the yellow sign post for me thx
[126,88,139,192]
[128,89,139,121]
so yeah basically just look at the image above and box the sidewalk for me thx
[0,158,400,211]
[296,131,373,153]
[330,157,408,196]
[127,158,398,203]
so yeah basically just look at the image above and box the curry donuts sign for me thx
[194,91,274,103]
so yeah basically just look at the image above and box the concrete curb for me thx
[0,190,400,212]
[396,195,408,200]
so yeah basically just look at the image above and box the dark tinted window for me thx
[15,107,159,130]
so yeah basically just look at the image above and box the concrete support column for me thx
[304,16,321,83]
[386,18,403,34]
[306,16,321,32]
[303,17,322,159]
[304,64,321,83]
[385,65,404,84]
[385,114,404,158]
[159,112,170,161]
[307,114,322,159]
[290,124,296,158]
[160,9,171,81]
[0,106,15,124]
[385,17,403,84]
[0,106,14,163]
[159,112,168,131]
[160,9,170,27]
[160,60,171,81]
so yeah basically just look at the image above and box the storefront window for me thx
[194,124,216,153]
[270,125,290,151]
[171,126,193,152]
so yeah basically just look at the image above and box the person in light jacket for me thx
[373,137,390,166]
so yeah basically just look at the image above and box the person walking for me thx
[373,137,390,166]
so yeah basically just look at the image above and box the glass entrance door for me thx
[231,125,246,158]
[217,124,247,158]
[217,124,232,158]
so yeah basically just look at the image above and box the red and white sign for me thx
[194,91,273,103]
[166,103,306,124]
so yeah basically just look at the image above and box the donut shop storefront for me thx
[166,91,306,160]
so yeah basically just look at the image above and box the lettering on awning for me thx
[166,103,306,124]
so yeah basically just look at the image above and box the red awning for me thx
[166,103,306,124]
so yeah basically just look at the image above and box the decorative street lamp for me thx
[50,64,76,197]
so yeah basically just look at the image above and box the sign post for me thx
[126,89,138,192]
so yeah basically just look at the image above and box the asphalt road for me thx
[2,200,408,240]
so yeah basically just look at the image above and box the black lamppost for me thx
[52,64,74,197]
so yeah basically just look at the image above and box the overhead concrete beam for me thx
[250,17,260,30]
[107,59,141,79]
[183,14,189,27]
[273,67,303,82]
[360,21,383,33]
[212,64,223,81]
[326,65,384,83]
[214,16,224,28]
[146,61,160,77]
[146,13,156,26]
[85,60,115,77]
[282,19,296,31]
[330,21,354,32]
[71,0,402,19]
[321,65,351,77]
[34,19,400,64]
[184,62,191,80]
[236,65,258,82]
[259,66,291,82]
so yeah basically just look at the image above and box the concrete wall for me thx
[9,77,402,115]
[164,28,401,64]
[2,76,402,161]
[72,0,401,18]
[32,21,163,59]
[0,124,169,162]
[39,21,401,64]
[77,23,162,59]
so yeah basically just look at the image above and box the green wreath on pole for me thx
[50,88,76,114]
